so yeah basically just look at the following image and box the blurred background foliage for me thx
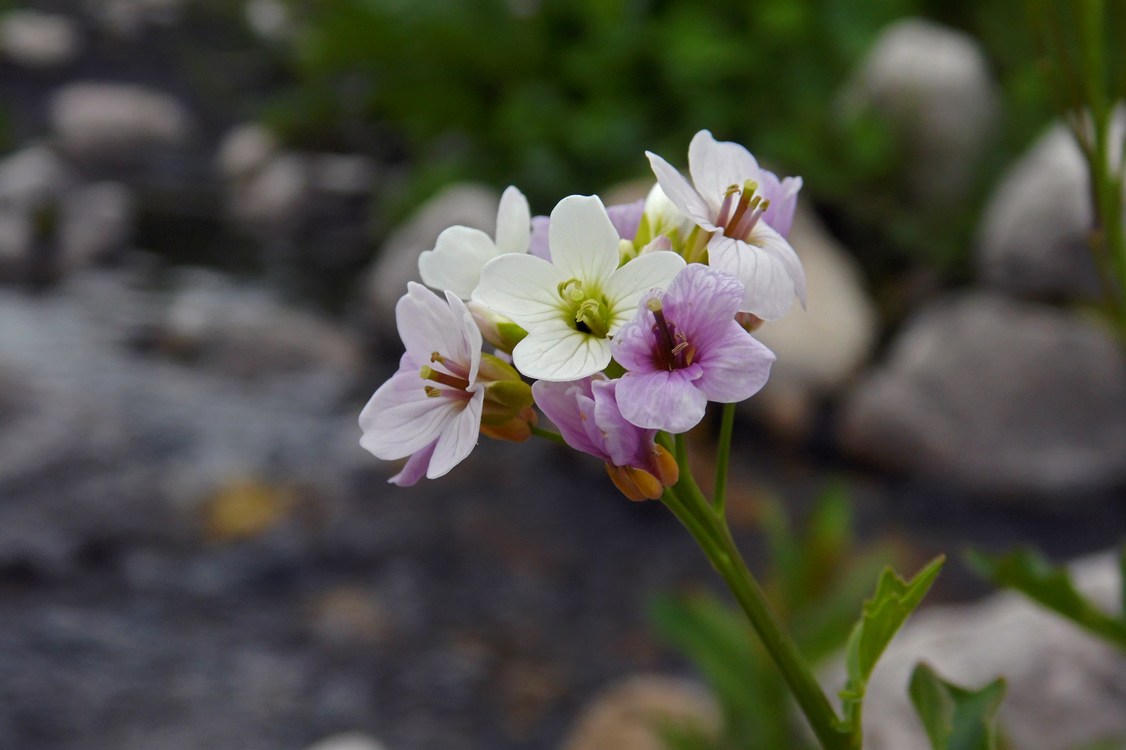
[272,0,1055,288]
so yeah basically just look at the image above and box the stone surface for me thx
[0,10,81,69]
[0,144,72,211]
[364,183,499,332]
[245,0,293,43]
[58,181,135,269]
[560,674,720,750]
[227,152,310,227]
[840,18,999,203]
[217,123,279,183]
[50,83,193,160]
[88,0,188,36]
[847,551,1126,750]
[839,292,1126,495]
[975,120,1121,301]
[748,207,878,435]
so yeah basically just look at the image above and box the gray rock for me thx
[305,732,389,750]
[0,144,72,212]
[0,210,32,276]
[227,152,309,228]
[310,153,377,197]
[58,182,135,269]
[976,120,1122,301]
[50,83,193,161]
[0,11,81,69]
[747,207,878,436]
[245,0,293,43]
[844,551,1126,750]
[216,123,279,183]
[364,183,499,331]
[839,292,1126,495]
[840,18,1000,203]
[86,0,187,36]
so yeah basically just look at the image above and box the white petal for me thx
[511,323,612,381]
[603,251,686,332]
[494,185,531,255]
[397,282,481,366]
[687,130,760,212]
[359,371,461,459]
[418,226,500,300]
[754,222,807,308]
[646,150,717,230]
[547,195,620,285]
[427,389,484,478]
[707,231,801,320]
[473,253,568,329]
[444,291,483,383]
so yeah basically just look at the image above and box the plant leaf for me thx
[835,556,945,737]
[908,662,1007,750]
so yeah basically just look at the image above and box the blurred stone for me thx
[310,153,376,197]
[202,477,294,542]
[746,207,878,437]
[50,83,193,161]
[86,0,187,36]
[0,11,80,69]
[839,292,1126,495]
[560,674,720,750]
[0,144,72,212]
[305,733,389,750]
[847,551,1126,750]
[307,587,392,647]
[0,210,32,278]
[227,152,309,228]
[217,123,279,182]
[840,18,999,203]
[976,121,1119,301]
[58,182,135,270]
[364,183,498,333]
[245,0,293,43]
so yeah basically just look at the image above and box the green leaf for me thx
[908,662,1007,750]
[967,548,1126,651]
[836,556,945,737]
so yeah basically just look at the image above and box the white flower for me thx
[473,194,685,381]
[418,185,531,300]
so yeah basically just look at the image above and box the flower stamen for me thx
[419,365,471,391]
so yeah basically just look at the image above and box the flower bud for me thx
[734,311,764,332]
[650,444,680,487]
[606,463,664,502]
[480,406,537,443]
[468,300,527,353]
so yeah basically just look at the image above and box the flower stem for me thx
[529,424,566,444]
[713,402,736,514]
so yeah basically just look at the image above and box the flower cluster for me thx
[360,130,801,499]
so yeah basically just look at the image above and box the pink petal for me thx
[389,440,437,486]
[529,215,551,260]
[532,377,605,460]
[427,389,485,478]
[660,264,744,351]
[396,283,482,370]
[606,199,645,241]
[359,370,466,460]
[590,378,659,467]
[615,368,708,435]
[603,250,685,331]
[759,173,802,238]
[608,296,661,373]
[693,326,775,404]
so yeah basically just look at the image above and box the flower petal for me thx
[760,173,802,238]
[473,253,568,329]
[616,368,707,434]
[548,195,620,285]
[396,282,482,370]
[646,150,717,229]
[603,251,685,332]
[687,130,761,213]
[590,378,658,468]
[418,226,500,300]
[495,185,531,255]
[359,370,462,460]
[512,323,612,381]
[693,325,775,404]
[707,229,803,320]
[532,377,605,460]
[608,295,660,373]
[660,264,744,350]
[529,215,551,260]
[389,440,437,486]
[606,199,645,241]
[427,389,485,478]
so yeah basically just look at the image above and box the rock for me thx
[0,11,80,69]
[245,0,293,43]
[975,120,1120,301]
[306,587,392,647]
[309,153,377,197]
[839,292,1126,495]
[560,674,720,750]
[217,123,279,183]
[843,551,1126,750]
[305,733,389,750]
[364,183,499,331]
[58,182,135,270]
[0,210,32,277]
[747,207,878,436]
[0,144,72,212]
[87,0,187,36]
[840,18,1000,203]
[227,152,309,227]
[50,83,193,161]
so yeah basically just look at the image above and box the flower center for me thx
[716,179,770,242]
[647,298,696,371]
[558,278,611,338]
[419,351,471,397]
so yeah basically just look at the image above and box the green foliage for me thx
[967,547,1126,651]
[908,662,1006,750]
[836,555,945,738]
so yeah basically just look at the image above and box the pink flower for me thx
[612,264,775,434]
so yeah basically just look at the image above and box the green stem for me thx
[673,432,707,507]
[529,424,566,444]
[713,402,736,514]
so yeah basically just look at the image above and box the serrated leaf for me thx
[968,548,1126,651]
[836,556,945,737]
[909,662,1006,750]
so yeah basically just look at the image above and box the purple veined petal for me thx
[646,150,717,230]
[495,185,531,255]
[758,173,802,238]
[511,322,613,381]
[359,370,465,460]
[659,264,745,352]
[603,251,685,332]
[692,324,775,404]
[427,388,485,478]
[529,215,551,260]
[548,195,621,285]
[590,378,659,467]
[418,225,499,300]
[396,282,482,368]
[615,367,708,434]
[389,440,438,486]
[532,377,605,459]
[707,233,798,320]
[606,199,645,242]
[687,130,761,215]
[608,293,662,373]
[473,253,569,330]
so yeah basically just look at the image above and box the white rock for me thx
[842,551,1126,750]
[50,83,193,160]
[304,732,388,750]
[309,153,376,196]
[245,0,292,42]
[216,123,279,182]
[228,152,309,227]
[841,18,1000,203]
[0,144,72,212]
[364,183,499,328]
[58,182,135,269]
[0,210,32,271]
[86,0,187,36]
[0,11,80,69]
